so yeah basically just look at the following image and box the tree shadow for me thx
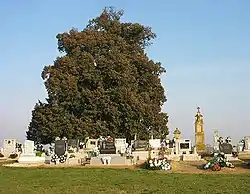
[189,163,207,170]
[232,161,250,169]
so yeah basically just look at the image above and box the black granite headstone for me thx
[180,143,190,149]
[133,140,148,151]
[55,140,66,156]
[219,143,233,154]
[68,139,79,148]
[100,137,116,154]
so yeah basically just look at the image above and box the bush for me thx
[69,154,76,158]
[36,151,44,157]
[9,153,18,159]
[0,153,4,157]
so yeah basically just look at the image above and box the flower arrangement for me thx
[145,158,171,170]
[51,154,67,164]
[204,153,235,171]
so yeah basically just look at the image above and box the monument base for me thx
[166,154,202,161]
[167,155,181,161]
[100,149,116,154]
[18,154,45,164]
[196,144,206,152]
[90,154,132,165]
[132,151,150,161]
[225,154,240,161]
[182,154,202,161]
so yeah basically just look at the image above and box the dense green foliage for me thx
[0,167,250,193]
[27,7,168,144]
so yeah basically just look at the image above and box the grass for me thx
[0,166,250,194]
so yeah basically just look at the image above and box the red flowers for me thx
[212,164,221,171]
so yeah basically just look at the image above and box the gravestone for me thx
[237,142,244,152]
[18,140,45,164]
[133,140,148,151]
[115,138,126,154]
[213,130,220,152]
[55,140,67,156]
[100,137,116,154]
[3,139,17,157]
[180,142,190,149]
[68,139,79,152]
[244,136,250,151]
[149,139,161,149]
[219,142,233,154]
[68,139,79,148]
[23,140,35,155]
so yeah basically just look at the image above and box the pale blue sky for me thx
[0,0,249,145]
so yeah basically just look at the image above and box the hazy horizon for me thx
[1,0,250,146]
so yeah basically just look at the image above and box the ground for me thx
[0,159,250,193]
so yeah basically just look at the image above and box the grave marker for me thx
[219,142,233,154]
[55,140,67,156]
[100,137,116,154]
[133,140,148,151]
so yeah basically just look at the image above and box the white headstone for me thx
[244,136,250,150]
[213,130,220,151]
[149,139,161,149]
[177,139,191,154]
[115,138,126,154]
[86,139,98,149]
[237,142,244,152]
[120,144,126,154]
[3,139,17,157]
[18,140,45,164]
[23,140,34,155]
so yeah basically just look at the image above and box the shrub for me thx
[36,151,44,157]
[69,154,76,158]
[9,153,18,159]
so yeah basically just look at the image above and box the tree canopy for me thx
[27,7,168,144]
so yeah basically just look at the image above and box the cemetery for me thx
[1,5,250,193]
[1,108,250,174]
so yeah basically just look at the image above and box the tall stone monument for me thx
[213,130,220,152]
[194,107,206,152]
